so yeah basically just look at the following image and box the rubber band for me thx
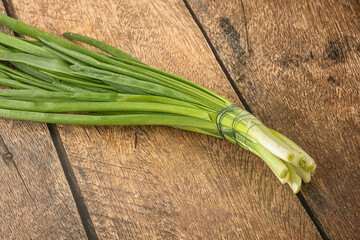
[215,104,264,150]
[215,105,236,139]
[175,104,264,150]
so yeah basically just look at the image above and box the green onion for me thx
[0,14,316,193]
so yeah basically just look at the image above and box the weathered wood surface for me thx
[0,3,87,239]
[187,0,360,239]
[6,0,323,239]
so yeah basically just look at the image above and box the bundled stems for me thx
[0,13,316,193]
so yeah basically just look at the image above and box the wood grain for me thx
[187,0,360,239]
[8,0,322,239]
[0,3,86,239]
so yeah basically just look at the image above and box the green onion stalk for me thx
[0,14,315,193]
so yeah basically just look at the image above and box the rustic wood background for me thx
[0,0,359,239]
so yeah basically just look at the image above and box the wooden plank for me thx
[186,0,360,239]
[0,121,87,240]
[0,3,87,239]
[9,0,321,239]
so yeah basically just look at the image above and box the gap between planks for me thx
[182,0,329,239]
[47,124,99,240]
[182,0,252,113]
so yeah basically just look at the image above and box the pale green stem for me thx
[284,162,302,194]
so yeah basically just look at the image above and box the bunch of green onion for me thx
[0,14,315,193]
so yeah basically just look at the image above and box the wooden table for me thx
[0,0,359,239]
